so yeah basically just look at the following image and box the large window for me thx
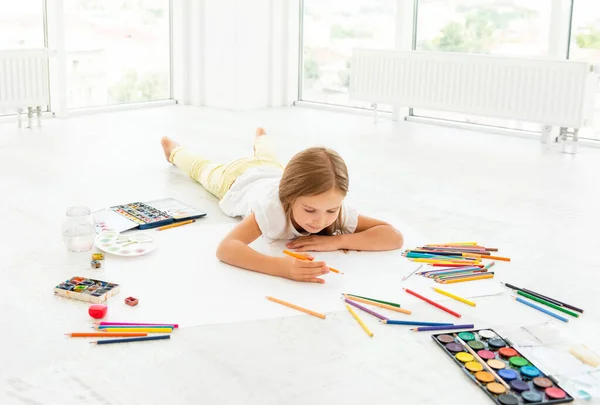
[413,0,553,131]
[64,0,171,109]
[569,0,600,140]
[300,0,396,109]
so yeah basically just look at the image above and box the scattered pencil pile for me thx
[503,283,583,323]
[403,241,510,284]
[66,322,178,344]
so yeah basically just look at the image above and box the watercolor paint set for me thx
[432,329,573,405]
[54,276,120,304]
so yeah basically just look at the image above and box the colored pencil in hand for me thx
[346,304,373,337]
[402,288,462,318]
[282,250,343,274]
[90,335,171,344]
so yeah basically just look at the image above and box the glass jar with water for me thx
[62,206,96,252]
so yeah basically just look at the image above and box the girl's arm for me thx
[337,215,404,251]
[216,213,330,282]
[286,215,404,252]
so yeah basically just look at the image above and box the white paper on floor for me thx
[89,217,504,327]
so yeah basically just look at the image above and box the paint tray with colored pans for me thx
[95,231,157,256]
[54,276,120,304]
[432,329,573,405]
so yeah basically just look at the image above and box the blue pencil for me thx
[411,324,475,332]
[514,296,568,323]
[90,335,171,344]
[382,320,455,326]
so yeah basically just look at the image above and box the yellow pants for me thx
[169,135,284,200]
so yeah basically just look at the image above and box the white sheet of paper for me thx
[92,208,138,234]
[95,221,428,327]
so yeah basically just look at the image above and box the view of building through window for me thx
[413,0,551,133]
[64,0,170,108]
[301,0,395,110]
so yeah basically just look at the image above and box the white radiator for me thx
[350,49,598,129]
[0,49,50,112]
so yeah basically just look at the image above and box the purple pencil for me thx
[411,324,474,332]
[97,322,179,328]
[344,298,388,321]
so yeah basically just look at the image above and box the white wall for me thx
[173,0,299,110]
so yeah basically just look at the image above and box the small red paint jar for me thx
[88,304,108,319]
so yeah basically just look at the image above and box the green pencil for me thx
[346,293,400,308]
[517,291,579,318]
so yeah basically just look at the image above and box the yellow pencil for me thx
[97,328,173,333]
[282,250,343,274]
[346,304,373,337]
[440,274,494,284]
[266,296,326,319]
[343,294,412,315]
[431,287,476,307]
[156,219,195,231]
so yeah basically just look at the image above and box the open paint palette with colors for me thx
[54,276,120,304]
[94,231,157,257]
[432,329,573,404]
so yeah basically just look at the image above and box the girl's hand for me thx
[280,256,329,283]
[286,235,341,252]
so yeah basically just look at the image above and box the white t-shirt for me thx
[219,167,359,241]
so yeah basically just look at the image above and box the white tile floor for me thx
[1,105,599,405]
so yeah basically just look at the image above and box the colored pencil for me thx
[464,253,511,262]
[431,269,488,279]
[426,242,478,246]
[345,298,388,320]
[454,334,510,390]
[282,250,342,274]
[430,263,485,267]
[346,304,373,337]
[97,325,174,329]
[344,294,412,315]
[95,322,179,328]
[96,328,173,333]
[382,320,454,326]
[484,261,495,269]
[513,296,569,323]
[411,258,480,265]
[91,335,171,345]
[346,293,400,307]
[266,296,326,319]
[156,219,195,231]
[422,266,482,275]
[440,274,494,284]
[431,287,476,307]
[434,271,492,281]
[66,332,148,337]
[516,291,579,318]
[502,283,583,314]
[410,249,490,256]
[402,288,462,318]
[411,324,474,332]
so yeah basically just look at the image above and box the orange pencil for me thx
[463,253,511,262]
[266,296,326,319]
[156,219,195,231]
[282,250,343,274]
[66,332,148,337]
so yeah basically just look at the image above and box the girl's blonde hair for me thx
[279,147,349,236]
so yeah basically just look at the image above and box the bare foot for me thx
[254,127,266,155]
[161,136,180,163]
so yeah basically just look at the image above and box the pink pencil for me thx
[96,322,179,328]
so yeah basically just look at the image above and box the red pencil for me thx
[402,288,462,318]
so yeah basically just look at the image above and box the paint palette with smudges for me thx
[54,276,120,304]
[94,231,157,257]
[432,329,573,405]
